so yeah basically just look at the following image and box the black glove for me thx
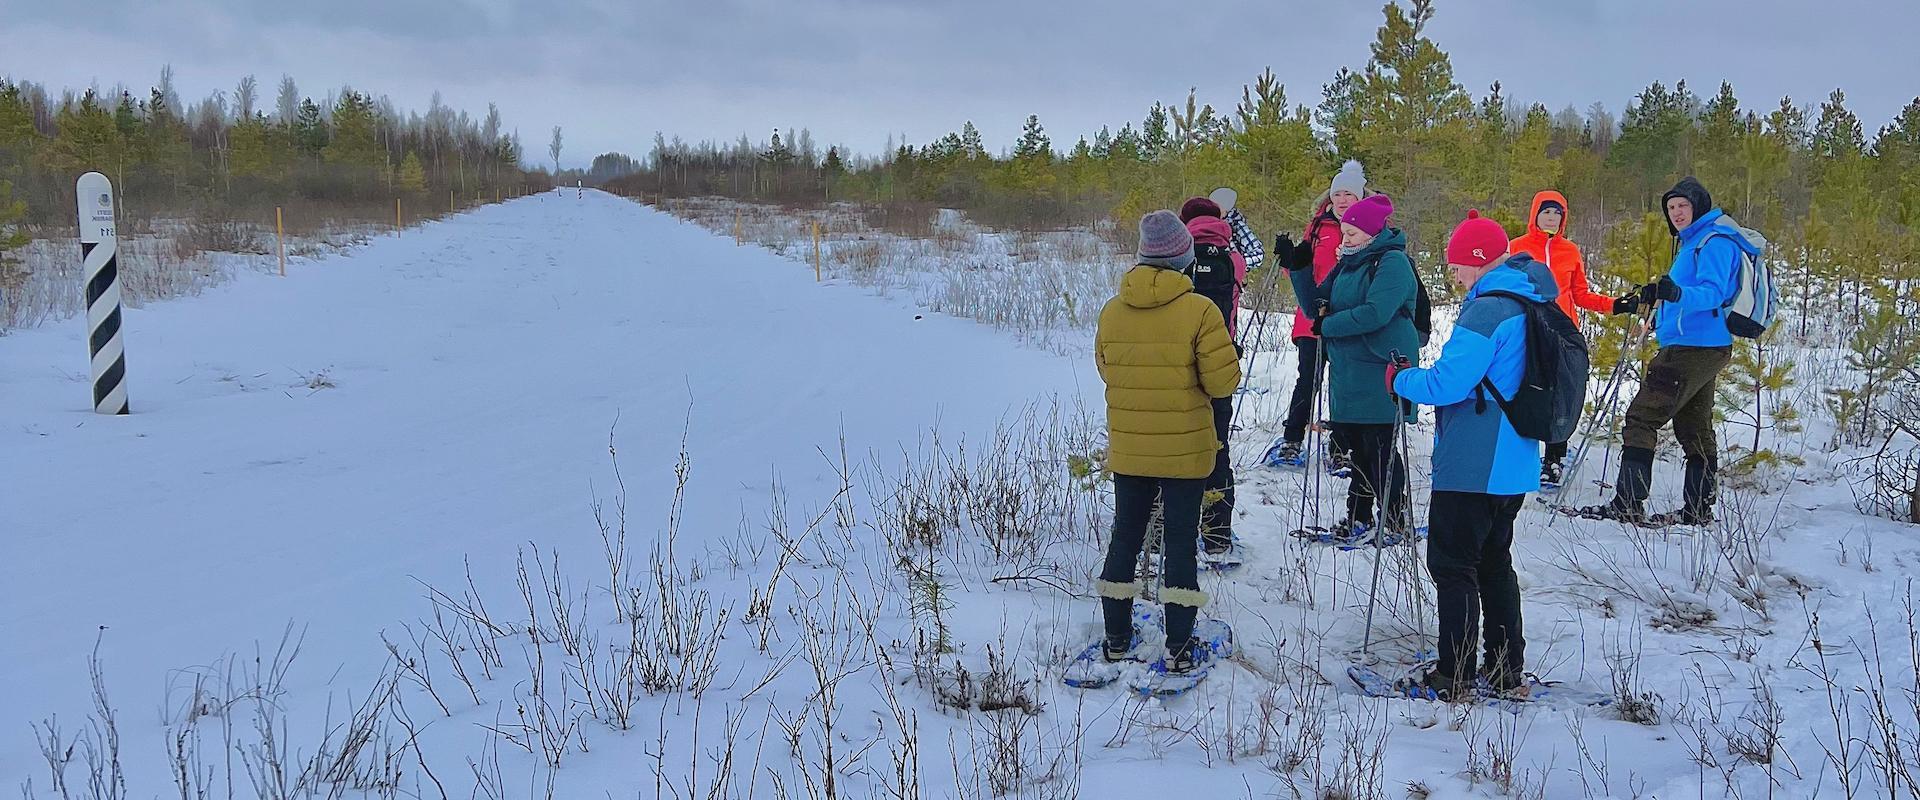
[1293,238,1315,270]
[1654,275,1682,303]
[1274,233,1304,271]
[1611,294,1639,316]
[1309,299,1330,335]
[1635,282,1660,308]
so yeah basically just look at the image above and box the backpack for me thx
[1703,223,1775,339]
[1365,258,1434,346]
[1474,290,1590,444]
[1185,242,1241,340]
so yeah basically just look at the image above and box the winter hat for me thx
[1329,159,1367,198]
[1137,210,1196,270]
[1446,210,1511,268]
[1340,194,1394,237]
[1536,200,1565,217]
[1661,176,1714,231]
[1179,196,1223,223]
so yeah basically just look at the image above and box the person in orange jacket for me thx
[1508,190,1612,487]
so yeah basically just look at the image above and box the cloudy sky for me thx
[4,0,1916,168]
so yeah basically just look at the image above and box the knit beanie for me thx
[1179,196,1223,223]
[1137,210,1196,270]
[1340,194,1394,237]
[1446,210,1510,267]
[1329,159,1367,198]
[1537,200,1565,217]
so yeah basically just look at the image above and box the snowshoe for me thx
[1562,500,1649,526]
[1348,664,1466,702]
[1262,440,1306,468]
[1335,524,1429,551]
[1129,621,1233,698]
[1645,507,1713,528]
[1062,621,1153,688]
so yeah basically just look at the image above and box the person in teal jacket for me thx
[1578,177,1756,526]
[1308,193,1421,535]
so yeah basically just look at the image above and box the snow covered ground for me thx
[7,190,1920,799]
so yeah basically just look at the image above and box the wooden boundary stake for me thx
[812,221,821,281]
[276,206,286,277]
[395,197,401,230]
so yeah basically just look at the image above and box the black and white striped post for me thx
[76,172,128,415]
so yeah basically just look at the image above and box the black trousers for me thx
[1102,475,1204,648]
[1545,440,1568,463]
[1202,396,1235,548]
[1426,490,1526,684]
[1328,421,1407,526]
[1282,337,1325,443]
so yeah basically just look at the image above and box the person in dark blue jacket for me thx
[1578,177,1757,526]
[1388,211,1552,698]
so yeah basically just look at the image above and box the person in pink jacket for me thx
[1267,160,1368,467]
[1178,197,1248,553]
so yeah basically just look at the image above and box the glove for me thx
[1274,233,1296,268]
[1292,238,1316,271]
[1384,352,1411,397]
[1611,294,1640,316]
[1653,275,1682,303]
[1635,282,1660,308]
[1309,299,1330,335]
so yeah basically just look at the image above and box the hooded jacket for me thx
[1314,227,1422,424]
[1392,255,1559,495]
[1186,215,1249,337]
[1654,179,1757,348]
[1287,194,1345,340]
[1508,190,1612,326]
[1096,266,1243,479]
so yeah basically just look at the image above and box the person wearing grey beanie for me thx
[1137,209,1196,271]
[1082,210,1240,683]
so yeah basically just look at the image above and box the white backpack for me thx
[1703,218,1775,339]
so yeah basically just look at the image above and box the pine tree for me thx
[960,121,985,159]
[397,150,427,193]
[47,90,119,172]
[1347,0,1473,254]
[293,98,328,154]
[1013,115,1051,162]
[1141,103,1171,161]
[0,177,27,291]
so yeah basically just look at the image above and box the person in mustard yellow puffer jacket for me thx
[1093,210,1242,676]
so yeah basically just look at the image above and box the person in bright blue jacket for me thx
[1578,177,1757,526]
[1386,211,1551,699]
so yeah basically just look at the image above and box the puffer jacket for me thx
[1392,255,1559,495]
[1656,200,1758,349]
[1288,196,1344,340]
[1314,227,1422,424]
[1508,190,1612,327]
[1096,266,1243,479]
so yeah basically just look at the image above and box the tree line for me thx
[606,0,1919,310]
[0,66,544,240]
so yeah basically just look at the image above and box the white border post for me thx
[76,172,128,415]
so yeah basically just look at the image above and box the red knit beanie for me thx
[1445,210,1510,267]
[1340,194,1394,237]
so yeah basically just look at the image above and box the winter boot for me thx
[1540,458,1565,488]
[1575,446,1653,524]
[1650,456,1717,526]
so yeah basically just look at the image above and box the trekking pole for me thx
[1552,307,1656,511]
[1359,355,1410,662]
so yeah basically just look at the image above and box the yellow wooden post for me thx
[734,211,742,245]
[812,221,821,282]
[449,190,454,213]
[395,197,402,229]
[275,207,286,277]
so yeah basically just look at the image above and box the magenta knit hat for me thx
[1340,194,1394,237]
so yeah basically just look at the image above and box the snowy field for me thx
[6,189,1920,799]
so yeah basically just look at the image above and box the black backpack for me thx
[1474,290,1589,444]
[1185,242,1240,339]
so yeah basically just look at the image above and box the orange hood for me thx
[1524,190,1569,240]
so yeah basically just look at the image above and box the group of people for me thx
[1091,162,1757,696]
